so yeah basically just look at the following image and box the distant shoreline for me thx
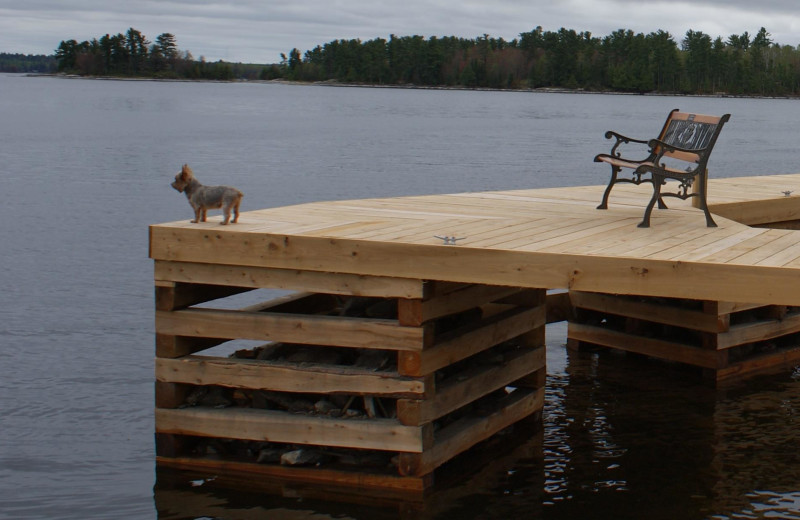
[23,72,800,100]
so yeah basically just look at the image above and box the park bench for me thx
[594,109,730,228]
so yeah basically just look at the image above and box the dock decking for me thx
[151,174,800,306]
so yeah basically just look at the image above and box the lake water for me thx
[1,73,800,519]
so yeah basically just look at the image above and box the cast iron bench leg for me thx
[639,178,665,228]
[698,172,718,227]
[597,166,620,210]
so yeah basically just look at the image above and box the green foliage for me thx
[280,25,800,96]
[52,28,269,80]
[0,53,57,73]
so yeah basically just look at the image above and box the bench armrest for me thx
[604,130,650,158]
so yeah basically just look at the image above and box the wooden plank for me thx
[567,322,721,368]
[611,223,726,259]
[499,288,547,308]
[532,218,654,254]
[154,260,424,299]
[570,291,722,333]
[156,308,424,351]
[155,456,431,493]
[545,291,571,323]
[716,345,800,382]
[398,284,523,326]
[398,305,546,376]
[652,226,767,262]
[155,381,191,408]
[241,291,337,314]
[156,334,226,359]
[156,282,252,311]
[755,240,800,267]
[398,387,544,476]
[711,301,766,315]
[156,356,428,398]
[396,346,545,426]
[734,231,800,265]
[150,226,800,306]
[155,407,424,452]
[709,198,800,226]
[497,216,634,251]
[717,311,800,350]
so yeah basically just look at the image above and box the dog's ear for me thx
[181,164,193,179]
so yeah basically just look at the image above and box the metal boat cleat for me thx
[434,235,466,245]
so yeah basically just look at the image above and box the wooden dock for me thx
[151,174,800,305]
[150,173,800,489]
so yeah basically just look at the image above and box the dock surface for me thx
[150,174,800,305]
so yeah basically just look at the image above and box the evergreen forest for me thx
[284,26,800,96]
[0,53,56,73]
[30,25,800,97]
[52,28,265,80]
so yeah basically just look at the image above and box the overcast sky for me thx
[2,1,800,64]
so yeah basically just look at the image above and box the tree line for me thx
[281,26,800,96]
[36,25,800,96]
[53,28,264,80]
[0,53,57,73]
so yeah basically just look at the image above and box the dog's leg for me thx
[192,206,201,223]
[221,205,231,225]
[232,199,240,224]
[201,208,207,222]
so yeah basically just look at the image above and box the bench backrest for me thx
[655,109,730,165]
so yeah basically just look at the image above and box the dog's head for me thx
[170,164,194,192]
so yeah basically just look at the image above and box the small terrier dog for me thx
[170,164,243,225]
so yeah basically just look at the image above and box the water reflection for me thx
[153,327,800,519]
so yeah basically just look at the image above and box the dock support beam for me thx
[567,291,800,383]
[153,261,545,491]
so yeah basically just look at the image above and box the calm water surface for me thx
[1,73,800,519]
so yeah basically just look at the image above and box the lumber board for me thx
[240,291,338,314]
[567,322,720,368]
[156,308,424,351]
[155,381,191,409]
[398,305,546,376]
[715,345,800,381]
[156,282,252,311]
[570,291,723,333]
[150,224,800,306]
[398,284,523,326]
[154,260,425,299]
[155,407,424,452]
[652,226,767,262]
[156,334,226,359]
[698,229,794,264]
[755,239,800,267]
[709,198,800,226]
[609,224,725,259]
[155,456,431,493]
[710,301,766,315]
[398,387,544,476]
[396,346,544,426]
[732,230,800,265]
[156,356,428,398]
[717,311,800,350]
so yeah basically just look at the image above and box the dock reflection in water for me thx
[154,323,800,520]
